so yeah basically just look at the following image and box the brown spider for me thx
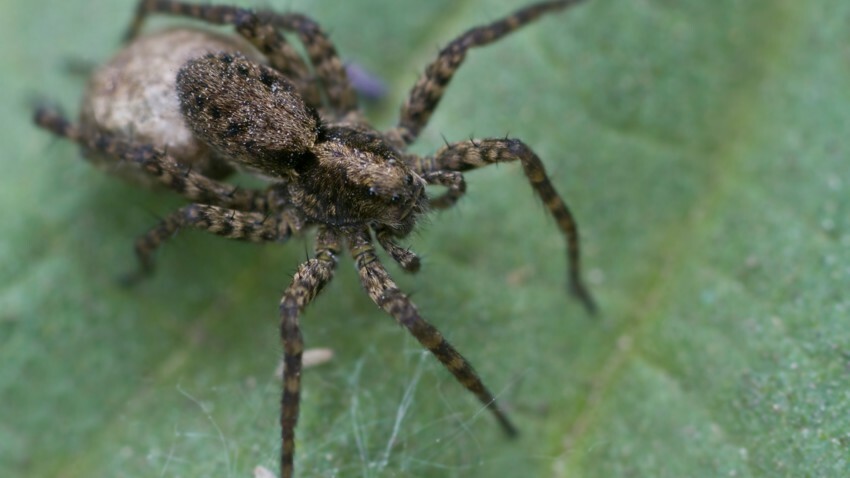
[34,0,595,476]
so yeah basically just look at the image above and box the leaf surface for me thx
[1,1,848,477]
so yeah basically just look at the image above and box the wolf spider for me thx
[34,0,594,476]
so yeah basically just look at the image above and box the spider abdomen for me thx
[176,52,319,178]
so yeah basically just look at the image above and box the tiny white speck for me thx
[588,268,605,285]
[253,465,276,478]
[275,347,335,378]
[826,174,842,191]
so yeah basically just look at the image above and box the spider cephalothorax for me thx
[34,1,594,477]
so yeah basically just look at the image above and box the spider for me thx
[33,0,595,476]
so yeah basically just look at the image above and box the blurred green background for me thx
[2,0,850,476]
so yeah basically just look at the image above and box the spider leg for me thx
[422,137,596,315]
[374,226,421,273]
[392,0,586,146]
[123,0,322,108]
[34,106,271,212]
[421,170,467,210]
[278,227,339,478]
[347,228,518,436]
[123,204,298,284]
[256,11,358,116]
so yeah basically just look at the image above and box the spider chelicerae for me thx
[34,0,595,476]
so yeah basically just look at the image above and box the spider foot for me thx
[117,262,154,289]
[570,280,598,316]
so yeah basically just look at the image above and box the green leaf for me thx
[2,0,849,477]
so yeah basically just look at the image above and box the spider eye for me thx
[390,194,400,203]
[367,186,377,197]
[405,174,414,185]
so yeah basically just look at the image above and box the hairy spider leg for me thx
[373,226,422,273]
[348,228,519,436]
[421,170,467,209]
[33,106,270,212]
[278,228,339,478]
[393,0,587,146]
[256,11,357,115]
[32,104,83,140]
[420,138,597,315]
[124,204,297,284]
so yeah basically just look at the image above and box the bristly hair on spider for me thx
[33,1,595,477]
